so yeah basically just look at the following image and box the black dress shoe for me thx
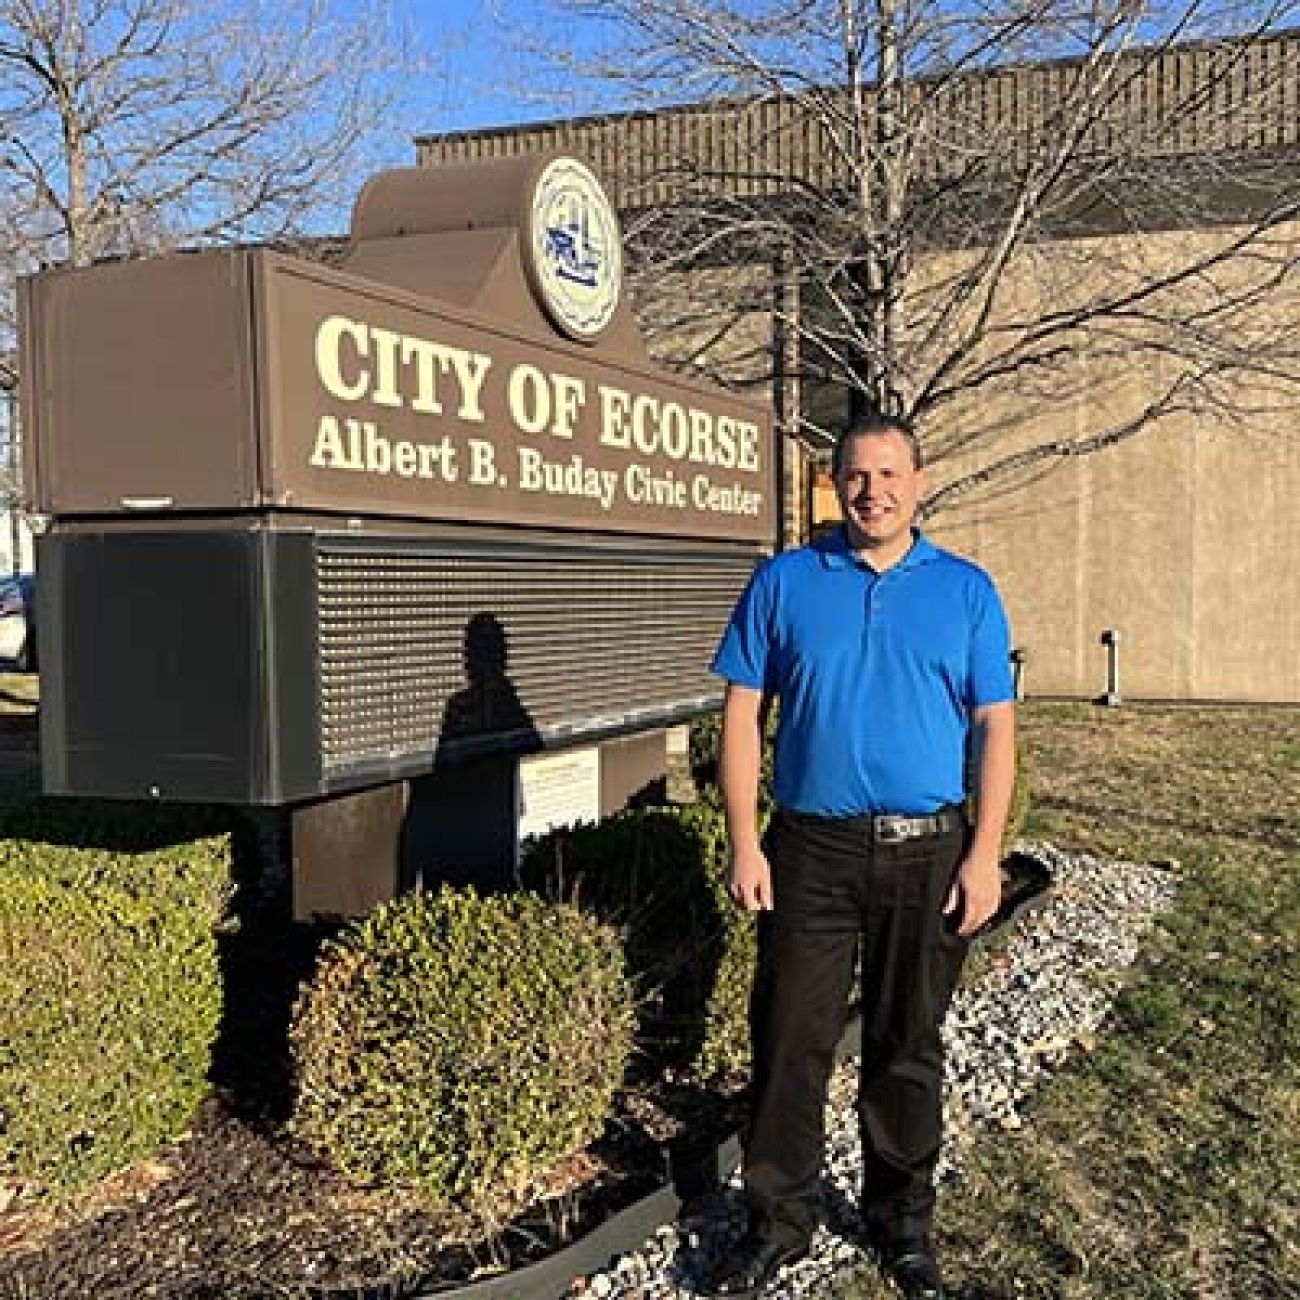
[703,1234,811,1298]
[874,1237,947,1299]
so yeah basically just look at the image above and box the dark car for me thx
[0,573,36,671]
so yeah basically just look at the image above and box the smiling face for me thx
[834,427,926,566]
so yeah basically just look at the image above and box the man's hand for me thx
[951,699,1015,937]
[943,850,1002,937]
[729,842,774,911]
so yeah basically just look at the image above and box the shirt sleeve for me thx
[967,577,1014,707]
[710,562,775,691]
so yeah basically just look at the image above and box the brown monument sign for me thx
[22,157,773,544]
[18,156,772,914]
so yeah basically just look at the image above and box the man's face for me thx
[834,429,926,553]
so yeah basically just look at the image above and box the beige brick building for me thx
[420,33,1300,703]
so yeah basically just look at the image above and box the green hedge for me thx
[0,820,230,1198]
[0,830,232,913]
[688,708,775,802]
[290,887,635,1218]
[521,792,756,1081]
[686,794,760,1079]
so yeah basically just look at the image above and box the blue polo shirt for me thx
[711,528,1013,817]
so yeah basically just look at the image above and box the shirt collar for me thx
[815,525,937,573]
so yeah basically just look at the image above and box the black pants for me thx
[744,808,970,1249]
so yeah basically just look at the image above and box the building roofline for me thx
[415,23,1300,148]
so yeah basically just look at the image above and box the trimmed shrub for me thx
[290,887,635,1217]
[0,831,230,1197]
[0,832,232,915]
[678,792,757,1079]
[0,787,239,856]
[521,792,756,1081]
[689,710,723,781]
[688,708,775,802]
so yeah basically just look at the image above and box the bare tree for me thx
[0,0,417,542]
[538,0,1300,510]
[0,0,412,271]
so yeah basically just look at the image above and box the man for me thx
[705,414,1016,1300]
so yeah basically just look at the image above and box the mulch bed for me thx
[0,731,745,1299]
[0,919,746,1300]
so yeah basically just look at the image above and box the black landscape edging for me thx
[348,851,1055,1300]
[384,1135,743,1300]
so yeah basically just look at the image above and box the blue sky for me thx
[404,0,621,143]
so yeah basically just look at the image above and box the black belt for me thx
[870,806,965,843]
[784,804,966,843]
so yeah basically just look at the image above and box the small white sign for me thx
[518,746,601,841]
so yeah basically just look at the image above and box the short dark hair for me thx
[831,413,923,475]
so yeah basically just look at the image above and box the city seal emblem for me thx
[526,156,623,343]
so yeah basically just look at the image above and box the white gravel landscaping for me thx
[569,842,1178,1299]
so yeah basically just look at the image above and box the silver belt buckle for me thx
[876,815,919,843]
